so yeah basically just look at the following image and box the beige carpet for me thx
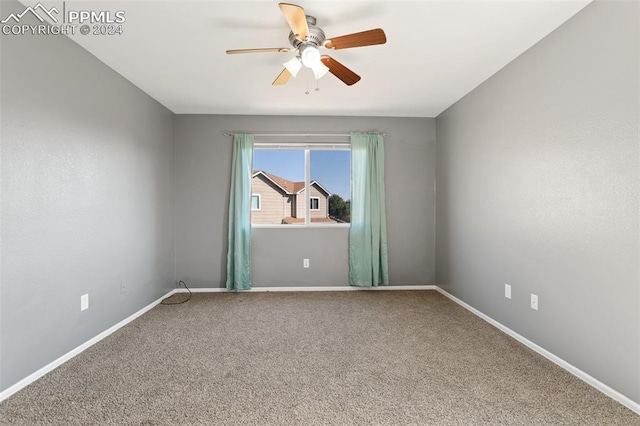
[0,291,638,425]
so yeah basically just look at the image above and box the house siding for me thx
[296,190,304,219]
[251,175,288,224]
[296,184,329,220]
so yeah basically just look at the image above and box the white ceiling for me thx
[38,0,591,117]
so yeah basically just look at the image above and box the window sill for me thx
[252,224,350,229]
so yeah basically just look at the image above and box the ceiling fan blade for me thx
[320,56,361,86]
[272,68,293,86]
[324,28,386,50]
[279,3,309,40]
[226,48,291,54]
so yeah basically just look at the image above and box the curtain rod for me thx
[222,131,386,137]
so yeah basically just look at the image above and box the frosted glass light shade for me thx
[283,56,302,77]
[311,62,329,80]
[300,46,321,68]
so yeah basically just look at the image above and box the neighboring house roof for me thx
[291,181,305,193]
[252,170,332,196]
[294,181,331,197]
[253,170,294,194]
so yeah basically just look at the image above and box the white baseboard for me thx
[0,290,176,404]
[435,287,640,416]
[176,285,437,293]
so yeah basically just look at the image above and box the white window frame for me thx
[252,142,350,229]
[310,197,320,211]
[251,194,261,211]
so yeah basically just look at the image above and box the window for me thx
[251,144,350,226]
[251,194,261,211]
[310,197,319,210]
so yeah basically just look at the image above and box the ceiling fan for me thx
[226,3,387,87]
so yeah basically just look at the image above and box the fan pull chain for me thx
[305,73,310,95]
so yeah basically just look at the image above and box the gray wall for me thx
[436,0,639,403]
[0,1,175,392]
[174,115,436,288]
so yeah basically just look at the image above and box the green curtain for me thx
[226,133,254,291]
[349,132,389,287]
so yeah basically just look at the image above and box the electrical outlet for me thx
[81,294,89,311]
[303,258,310,268]
[120,279,127,294]
[530,294,538,310]
[505,284,511,299]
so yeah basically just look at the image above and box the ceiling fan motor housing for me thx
[288,15,326,48]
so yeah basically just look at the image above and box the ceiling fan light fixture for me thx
[228,3,384,88]
[300,45,321,68]
[283,56,302,77]
[311,62,329,80]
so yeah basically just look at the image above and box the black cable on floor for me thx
[161,280,192,305]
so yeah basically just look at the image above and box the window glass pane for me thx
[251,147,350,226]
[251,149,304,225]
[310,150,351,224]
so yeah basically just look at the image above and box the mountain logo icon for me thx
[1,2,59,24]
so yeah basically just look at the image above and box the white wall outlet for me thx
[505,284,511,299]
[81,294,89,311]
[303,258,310,268]
[530,294,538,310]
[120,279,127,294]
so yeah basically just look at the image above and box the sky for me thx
[253,149,351,199]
